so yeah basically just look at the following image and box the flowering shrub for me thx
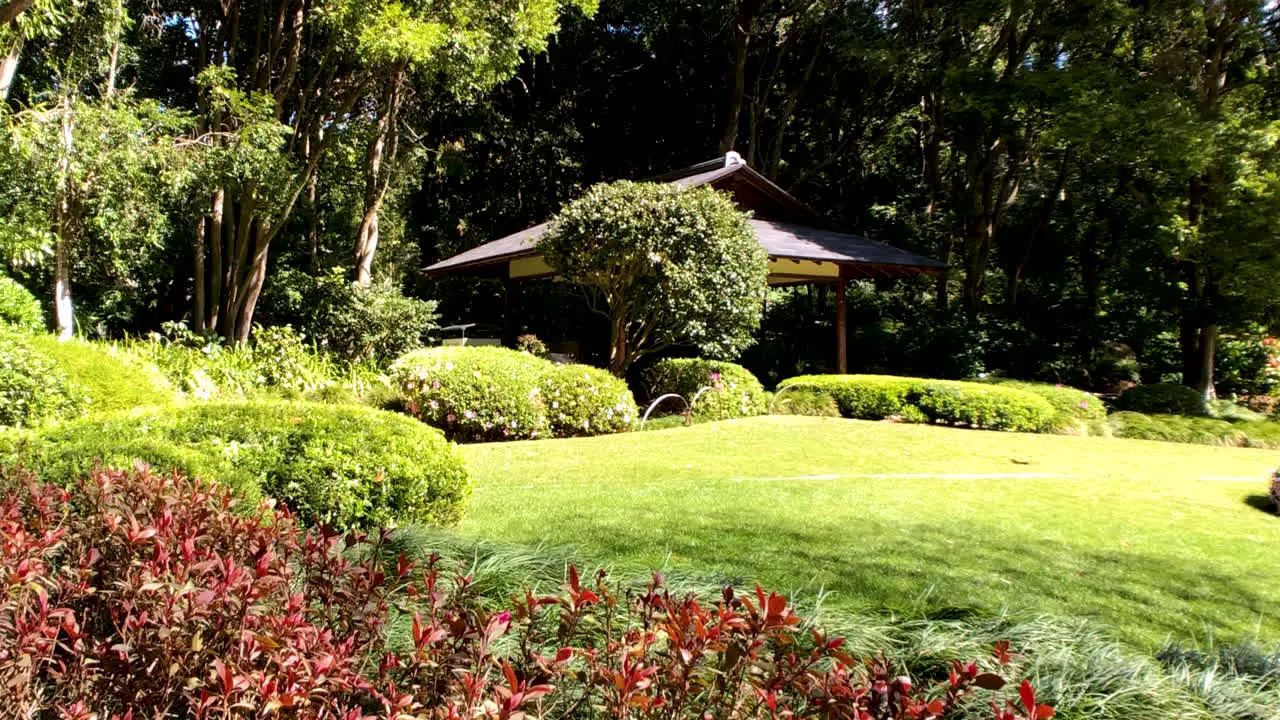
[1115,383,1208,417]
[0,274,43,331]
[982,379,1105,434]
[393,346,639,441]
[647,358,769,420]
[0,464,1053,720]
[394,346,550,441]
[780,375,1055,432]
[2,401,469,528]
[0,328,88,428]
[540,363,637,436]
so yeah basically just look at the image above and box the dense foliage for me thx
[780,375,1055,433]
[540,182,768,375]
[770,386,841,417]
[0,275,42,331]
[0,463,1052,720]
[984,379,1106,435]
[1,402,469,529]
[646,358,770,420]
[394,346,637,441]
[23,334,173,414]
[1115,384,1210,417]
[1105,412,1280,449]
[0,329,87,428]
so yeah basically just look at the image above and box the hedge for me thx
[1115,383,1208,416]
[984,378,1106,434]
[24,334,174,414]
[541,363,637,436]
[645,358,769,420]
[778,374,1055,432]
[0,402,470,529]
[393,346,637,441]
[0,275,43,332]
[0,330,88,428]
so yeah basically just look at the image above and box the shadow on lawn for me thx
[543,506,1276,645]
[1244,494,1277,515]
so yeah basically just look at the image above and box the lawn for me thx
[458,416,1280,649]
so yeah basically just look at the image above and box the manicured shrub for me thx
[646,358,769,420]
[0,275,43,331]
[516,333,549,357]
[780,374,1054,432]
[3,401,469,528]
[1116,383,1208,416]
[24,334,173,413]
[0,329,88,428]
[540,363,637,436]
[0,463,1050,719]
[394,345,550,441]
[984,378,1105,434]
[769,386,841,417]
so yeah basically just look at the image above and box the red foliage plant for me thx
[0,464,1054,720]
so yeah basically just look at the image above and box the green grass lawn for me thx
[458,416,1280,649]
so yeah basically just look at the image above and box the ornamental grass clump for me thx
[0,463,1053,720]
[646,358,769,420]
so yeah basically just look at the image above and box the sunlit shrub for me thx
[0,275,43,331]
[540,363,637,436]
[984,378,1104,434]
[23,334,173,414]
[0,329,88,428]
[1105,411,1280,449]
[769,386,841,417]
[646,358,769,420]
[0,464,1050,720]
[3,401,469,528]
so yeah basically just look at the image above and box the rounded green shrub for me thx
[0,330,88,428]
[393,346,550,441]
[985,379,1105,434]
[769,386,840,417]
[646,358,769,420]
[540,363,637,437]
[1116,383,1208,416]
[778,374,1055,432]
[779,375,917,420]
[3,402,469,529]
[24,334,173,414]
[0,276,43,332]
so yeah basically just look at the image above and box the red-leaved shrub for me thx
[0,464,1053,720]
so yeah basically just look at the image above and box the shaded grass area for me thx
[458,416,1280,649]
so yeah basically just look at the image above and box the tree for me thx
[539,181,768,376]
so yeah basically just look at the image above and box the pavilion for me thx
[425,152,947,372]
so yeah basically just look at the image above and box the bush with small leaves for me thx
[393,345,550,441]
[1115,383,1208,416]
[2,401,469,529]
[984,379,1105,434]
[0,275,43,331]
[23,334,173,414]
[0,463,1052,720]
[779,374,1055,432]
[0,329,88,428]
[540,363,637,436]
[647,358,769,420]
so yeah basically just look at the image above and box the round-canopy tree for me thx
[540,181,768,376]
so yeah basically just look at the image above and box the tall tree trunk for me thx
[208,189,224,333]
[1197,323,1218,401]
[193,213,207,333]
[354,68,404,286]
[53,100,74,339]
[0,34,20,101]
[232,223,270,343]
[608,312,628,377]
[719,0,761,153]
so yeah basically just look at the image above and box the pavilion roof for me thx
[424,153,946,280]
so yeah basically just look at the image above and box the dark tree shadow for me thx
[1245,494,1277,515]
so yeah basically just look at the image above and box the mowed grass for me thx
[458,416,1280,649]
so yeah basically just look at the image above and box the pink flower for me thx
[428,399,439,410]
[446,413,456,422]
[464,410,476,419]
[1079,400,1089,409]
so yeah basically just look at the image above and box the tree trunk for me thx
[608,312,628,377]
[208,189,224,333]
[232,222,271,344]
[354,69,403,286]
[53,100,74,339]
[719,0,761,153]
[1196,323,1218,401]
[193,213,207,333]
[0,34,20,101]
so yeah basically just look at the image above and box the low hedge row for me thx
[778,374,1055,432]
[1,401,470,529]
[392,346,637,441]
[984,378,1106,434]
[645,358,769,420]
[1106,411,1280,449]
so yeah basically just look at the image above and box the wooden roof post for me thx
[835,275,848,373]
[502,278,513,347]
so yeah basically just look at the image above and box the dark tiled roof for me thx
[425,155,945,276]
